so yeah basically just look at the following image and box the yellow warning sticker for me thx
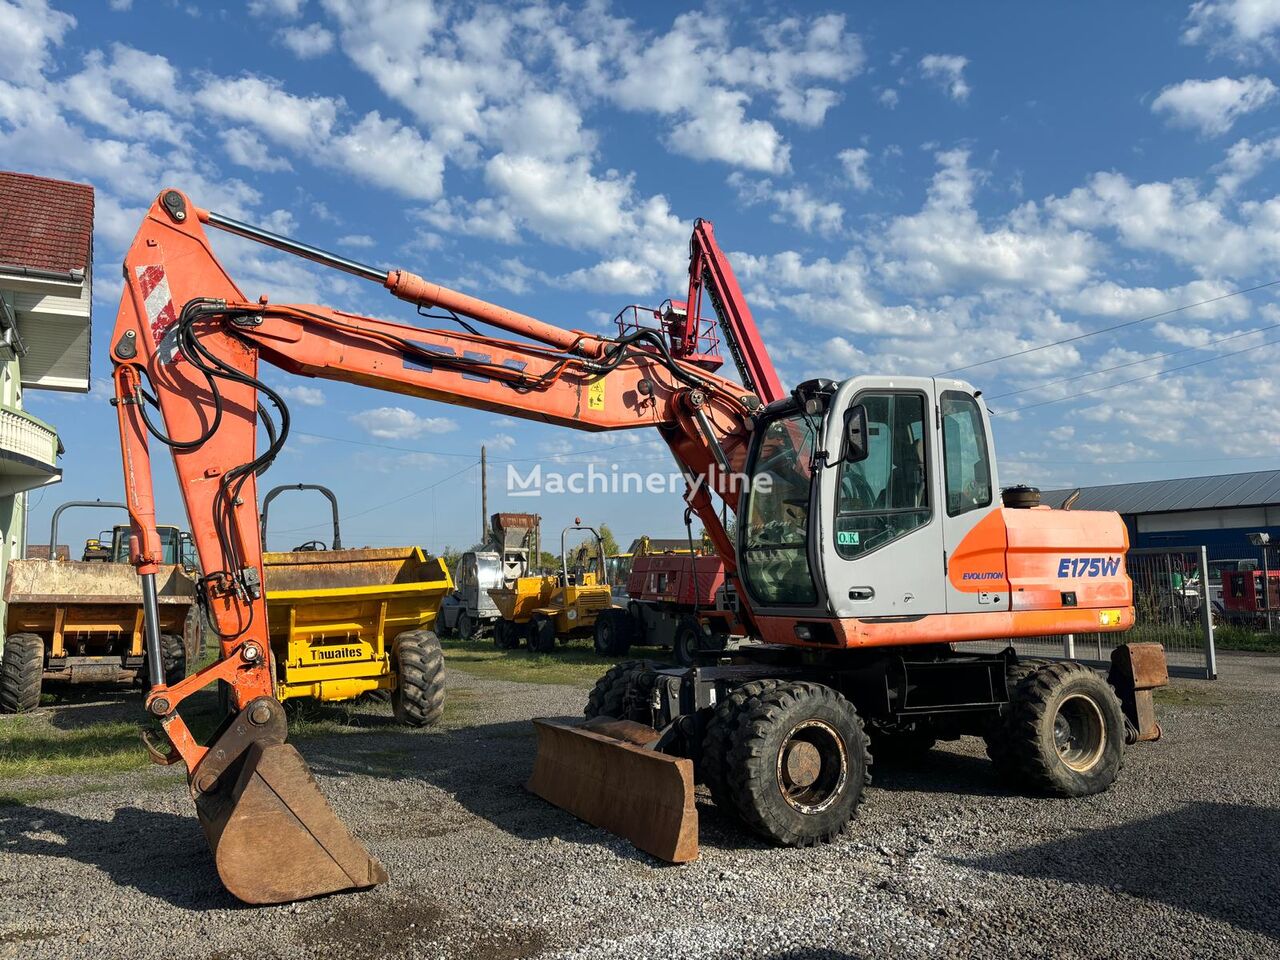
[1098,609,1122,626]
[588,379,605,411]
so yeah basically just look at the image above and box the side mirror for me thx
[843,404,869,463]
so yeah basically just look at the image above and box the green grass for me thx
[0,714,151,779]
[1104,622,1280,654]
[1211,624,1280,653]
[440,635,657,688]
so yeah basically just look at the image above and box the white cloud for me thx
[349,406,458,440]
[278,385,326,406]
[838,147,872,192]
[1213,134,1280,194]
[1184,0,1280,59]
[919,54,970,102]
[337,233,375,248]
[1151,75,1276,135]
[223,126,293,172]
[729,173,844,236]
[487,91,593,161]
[485,433,517,452]
[329,111,445,201]
[1046,165,1280,278]
[324,3,858,177]
[666,88,791,173]
[882,150,1096,295]
[250,0,305,17]
[280,23,334,59]
[196,75,340,143]
[416,197,521,244]
[879,88,899,109]
[0,0,75,83]
[485,153,634,247]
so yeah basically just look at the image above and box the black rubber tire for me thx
[985,657,1055,778]
[493,619,520,649]
[584,659,652,720]
[457,611,474,642]
[391,629,446,727]
[183,606,207,665]
[672,616,702,666]
[0,633,44,714]
[161,634,187,687]
[143,634,187,691]
[593,609,633,656]
[701,678,782,819]
[724,681,871,847]
[989,661,1126,796]
[527,615,556,654]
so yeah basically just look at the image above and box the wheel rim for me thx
[599,620,613,650]
[459,614,470,638]
[1053,693,1106,772]
[775,719,849,814]
[678,629,696,662]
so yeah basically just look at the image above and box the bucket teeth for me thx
[526,717,698,863]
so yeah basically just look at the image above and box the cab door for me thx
[934,384,1007,613]
[820,382,947,619]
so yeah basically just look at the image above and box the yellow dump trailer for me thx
[262,546,453,725]
[1,558,198,712]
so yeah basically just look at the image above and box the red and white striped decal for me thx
[135,264,181,363]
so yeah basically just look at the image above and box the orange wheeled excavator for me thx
[111,188,1168,905]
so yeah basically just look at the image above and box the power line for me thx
[988,321,1280,401]
[938,278,1280,376]
[999,336,1280,413]
[294,429,668,463]
[270,459,479,535]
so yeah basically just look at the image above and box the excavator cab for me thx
[737,376,1129,640]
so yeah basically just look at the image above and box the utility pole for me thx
[480,445,487,546]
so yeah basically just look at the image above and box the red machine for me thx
[1221,568,1280,618]
[110,188,1165,906]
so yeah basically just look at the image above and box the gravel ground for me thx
[2,654,1277,960]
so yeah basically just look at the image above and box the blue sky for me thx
[3,0,1280,554]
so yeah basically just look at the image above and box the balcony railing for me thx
[0,405,59,470]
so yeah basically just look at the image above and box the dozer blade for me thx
[527,717,698,863]
[192,699,387,905]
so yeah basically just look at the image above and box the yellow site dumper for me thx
[259,484,453,726]
[489,521,618,654]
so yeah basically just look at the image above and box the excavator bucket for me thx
[191,700,387,905]
[527,717,698,863]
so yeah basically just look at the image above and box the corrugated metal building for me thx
[1042,470,1280,551]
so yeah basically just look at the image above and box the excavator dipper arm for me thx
[111,189,758,900]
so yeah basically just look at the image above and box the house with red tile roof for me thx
[0,171,94,624]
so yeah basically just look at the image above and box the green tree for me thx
[597,523,620,557]
[438,545,464,574]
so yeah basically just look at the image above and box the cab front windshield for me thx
[741,410,819,606]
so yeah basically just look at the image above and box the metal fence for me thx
[968,546,1217,679]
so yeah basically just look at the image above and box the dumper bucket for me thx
[191,697,387,904]
[527,717,697,863]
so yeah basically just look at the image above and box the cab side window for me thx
[940,391,992,516]
[834,393,929,559]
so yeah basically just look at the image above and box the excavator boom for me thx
[111,189,754,902]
